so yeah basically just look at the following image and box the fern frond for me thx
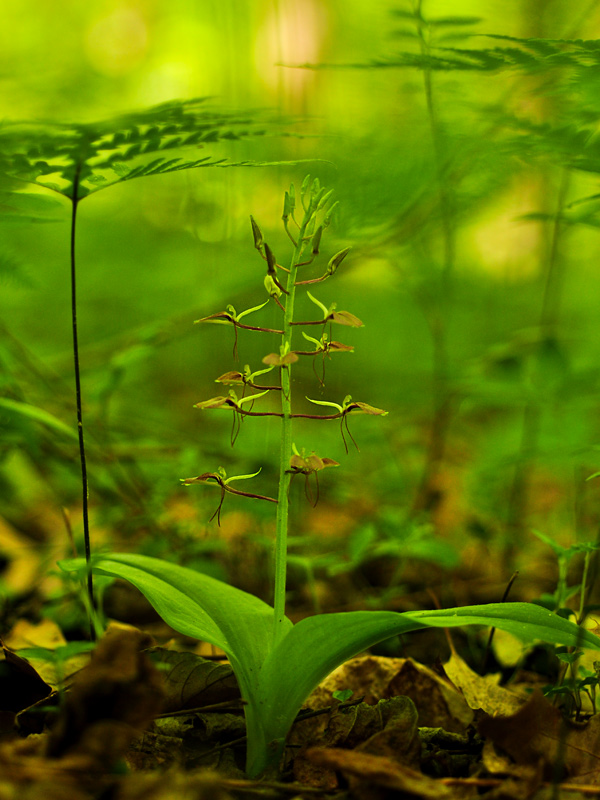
[300,32,600,75]
[0,98,277,202]
[299,53,494,71]
[495,113,600,173]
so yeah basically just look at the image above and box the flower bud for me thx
[282,189,295,221]
[323,201,339,226]
[311,225,323,255]
[265,243,277,275]
[327,247,351,276]
[301,174,311,198]
[250,215,264,253]
[317,189,335,211]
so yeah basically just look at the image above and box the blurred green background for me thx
[3,0,600,609]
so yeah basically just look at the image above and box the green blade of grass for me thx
[0,397,77,439]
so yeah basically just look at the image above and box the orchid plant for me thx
[60,178,600,778]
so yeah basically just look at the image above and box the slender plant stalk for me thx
[272,208,312,646]
[504,170,569,567]
[70,165,95,639]
[409,0,456,517]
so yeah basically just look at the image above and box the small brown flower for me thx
[287,451,339,506]
[193,395,238,410]
[215,371,245,385]
[262,352,299,367]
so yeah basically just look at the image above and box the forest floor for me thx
[2,488,600,800]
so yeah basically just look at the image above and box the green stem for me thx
[272,208,312,647]
[579,551,591,624]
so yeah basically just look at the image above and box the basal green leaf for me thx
[402,603,600,648]
[57,553,292,721]
[247,602,600,775]
[57,553,600,778]
[59,553,283,660]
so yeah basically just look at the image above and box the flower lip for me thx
[193,395,238,410]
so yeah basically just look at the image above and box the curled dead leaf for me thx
[45,627,165,769]
[307,656,472,733]
[444,651,523,717]
[147,649,240,713]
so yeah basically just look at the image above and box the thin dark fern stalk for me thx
[69,163,94,639]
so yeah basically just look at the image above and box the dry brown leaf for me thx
[111,769,234,800]
[305,747,457,799]
[147,648,240,713]
[0,737,90,799]
[444,651,523,717]
[4,618,92,691]
[5,619,66,651]
[0,743,233,800]
[307,655,472,732]
[481,737,541,784]
[357,696,421,761]
[0,637,52,715]
[479,690,600,784]
[45,626,165,771]
[0,515,42,594]
[293,696,421,788]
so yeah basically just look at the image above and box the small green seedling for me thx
[332,689,354,703]
[532,529,600,622]
[60,180,600,778]
[544,647,600,718]
[532,529,600,715]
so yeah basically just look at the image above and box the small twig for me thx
[220,779,332,795]
[442,777,600,796]
[156,699,246,719]
[292,695,365,725]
